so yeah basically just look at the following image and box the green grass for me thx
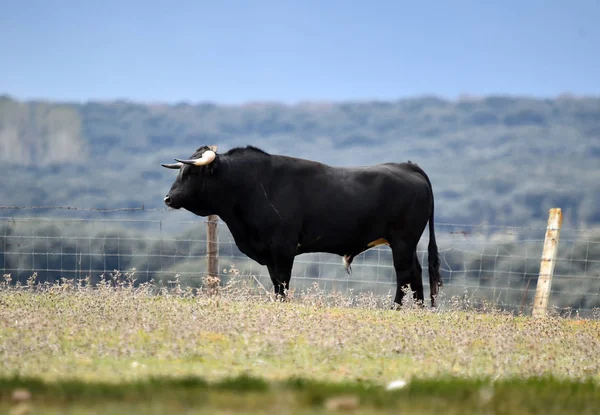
[1,273,599,413]
[2,375,599,414]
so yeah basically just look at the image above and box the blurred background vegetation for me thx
[2,94,598,228]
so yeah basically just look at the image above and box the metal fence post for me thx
[207,215,219,279]
[532,207,563,317]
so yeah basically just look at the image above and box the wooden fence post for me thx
[532,208,563,317]
[206,215,219,279]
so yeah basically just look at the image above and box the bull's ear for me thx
[209,145,218,152]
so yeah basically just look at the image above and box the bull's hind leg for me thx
[410,253,425,306]
[389,235,422,308]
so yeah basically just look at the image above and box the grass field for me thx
[1,272,599,414]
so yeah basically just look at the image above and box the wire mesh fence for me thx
[1,206,599,317]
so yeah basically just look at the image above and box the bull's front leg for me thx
[267,254,294,301]
[263,223,297,301]
[266,263,287,299]
[266,241,295,301]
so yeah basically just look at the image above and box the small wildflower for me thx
[386,379,408,390]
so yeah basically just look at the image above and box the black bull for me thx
[162,145,442,307]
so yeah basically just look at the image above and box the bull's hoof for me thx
[274,293,288,302]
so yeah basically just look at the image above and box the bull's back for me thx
[296,161,427,216]
[272,159,430,254]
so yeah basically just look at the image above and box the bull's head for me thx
[161,145,218,214]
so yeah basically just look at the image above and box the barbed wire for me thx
[0,205,594,233]
[0,205,171,212]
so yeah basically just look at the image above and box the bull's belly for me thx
[296,233,390,257]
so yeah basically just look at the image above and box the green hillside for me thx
[1,94,599,228]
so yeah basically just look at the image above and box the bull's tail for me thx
[408,162,442,307]
[427,193,442,307]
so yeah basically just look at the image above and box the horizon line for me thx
[2,91,599,107]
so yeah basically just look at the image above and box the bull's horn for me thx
[175,150,216,166]
[161,162,182,169]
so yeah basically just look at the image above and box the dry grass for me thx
[1,269,599,387]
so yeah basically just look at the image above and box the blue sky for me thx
[1,0,598,103]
